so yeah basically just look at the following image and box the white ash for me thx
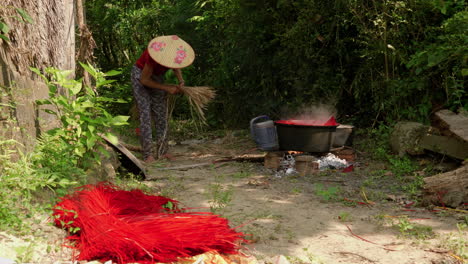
[317,153,348,170]
[275,154,297,177]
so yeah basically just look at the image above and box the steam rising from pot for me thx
[282,104,337,124]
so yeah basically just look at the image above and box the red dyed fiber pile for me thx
[275,116,338,126]
[52,183,246,264]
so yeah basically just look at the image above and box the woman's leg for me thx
[131,65,154,160]
[150,75,169,158]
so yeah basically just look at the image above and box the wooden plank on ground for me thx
[100,134,146,179]
[155,162,214,171]
[420,134,468,160]
[433,109,468,143]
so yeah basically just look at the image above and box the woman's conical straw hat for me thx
[148,35,195,69]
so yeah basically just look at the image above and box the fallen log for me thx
[422,163,468,208]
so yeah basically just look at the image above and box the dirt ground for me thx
[1,131,466,264]
[142,133,467,264]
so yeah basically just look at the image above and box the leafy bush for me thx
[32,64,129,170]
[0,138,78,231]
[0,64,129,231]
[85,0,467,128]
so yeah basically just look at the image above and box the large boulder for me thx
[390,121,430,156]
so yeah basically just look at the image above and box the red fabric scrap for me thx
[342,165,354,173]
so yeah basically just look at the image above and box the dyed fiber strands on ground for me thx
[52,183,245,264]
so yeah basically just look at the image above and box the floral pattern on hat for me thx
[148,35,194,68]
[150,41,166,52]
[174,46,187,64]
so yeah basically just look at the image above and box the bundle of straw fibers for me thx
[179,86,216,122]
[52,183,246,264]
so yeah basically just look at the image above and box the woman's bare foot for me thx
[161,153,175,161]
[143,156,156,163]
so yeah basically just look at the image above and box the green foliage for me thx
[0,138,78,231]
[169,118,208,141]
[14,243,35,264]
[52,207,80,234]
[0,6,33,42]
[355,124,425,198]
[84,0,176,116]
[356,124,418,176]
[388,155,418,178]
[230,171,251,179]
[314,183,340,202]
[85,0,467,127]
[354,123,392,160]
[0,64,129,232]
[31,135,86,191]
[205,183,233,213]
[394,217,435,240]
[32,64,129,170]
[439,223,467,260]
[406,9,468,112]
[338,212,352,222]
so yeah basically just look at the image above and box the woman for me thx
[131,35,195,163]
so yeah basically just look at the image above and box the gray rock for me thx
[390,121,430,156]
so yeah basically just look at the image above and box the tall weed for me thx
[0,139,77,231]
[32,63,129,170]
[0,64,129,232]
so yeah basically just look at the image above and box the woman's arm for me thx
[140,63,179,94]
[173,68,185,88]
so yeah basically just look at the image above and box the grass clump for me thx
[314,183,341,202]
[205,183,233,214]
[355,124,426,198]
[0,137,81,232]
[394,216,435,240]
[438,223,467,261]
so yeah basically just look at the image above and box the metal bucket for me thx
[250,116,279,151]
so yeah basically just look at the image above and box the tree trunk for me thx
[0,0,76,154]
[75,0,96,89]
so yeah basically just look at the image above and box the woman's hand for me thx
[166,85,181,95]
[141,64,182,94]
[178,80,185,88]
